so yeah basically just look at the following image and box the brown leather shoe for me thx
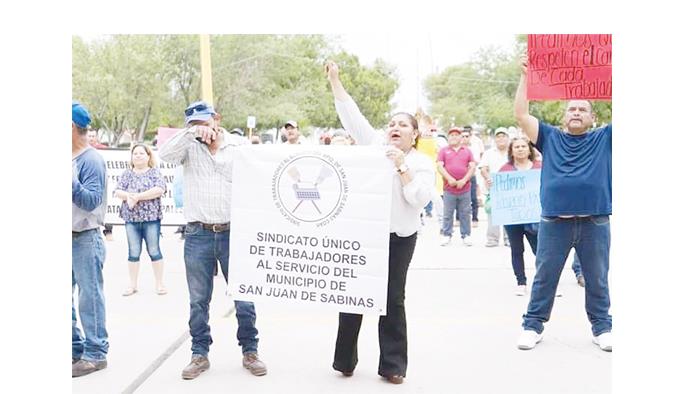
[181,355,210,380]
[243,352,267,376]
[72,359,107,377]
[386,375,404,384]
[341,371,353,377]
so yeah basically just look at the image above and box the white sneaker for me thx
[485,240,498,247]
[517,330,543,350]
[440,235,452,246]
[515,285,526,296]
[592,332,612,352]
[461,236,473,246]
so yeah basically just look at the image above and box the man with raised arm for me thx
[514,55,613,352]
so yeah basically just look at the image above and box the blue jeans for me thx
[504,224,538,286]
[424,201,433,216]
[125,220,163,262]
[72,229,109,361]
[571,251,583,278]
[522,216,612,336]
[442,190,472,238]
[183,223,259,356]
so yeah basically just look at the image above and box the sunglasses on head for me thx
[185,104,210,117]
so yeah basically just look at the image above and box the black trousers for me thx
[333,232,418,377]
[470,176,479,222]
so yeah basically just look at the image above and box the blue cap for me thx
[184,100,216,124]
[72,101,91,128]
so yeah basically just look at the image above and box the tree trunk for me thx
[137,104,151,143]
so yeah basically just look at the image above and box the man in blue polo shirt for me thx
[513,56,612,352]
[72,101,110,376]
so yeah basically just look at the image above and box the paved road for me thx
[72,215,610,393]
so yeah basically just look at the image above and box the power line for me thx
[446,76,517,84]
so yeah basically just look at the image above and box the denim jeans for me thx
[470,176,479,222]
[424,201,433,216]
[522,216,612,336]
[441,190,472,238]
[125,220,163,262]
[183,222,259,356]
[333,232,417,377]
[504,224,538,286]
[571,251,583,278]
[72,229,109,361]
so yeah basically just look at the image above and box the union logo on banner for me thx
[272,152,348,227]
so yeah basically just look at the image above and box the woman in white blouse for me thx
[325,61,434,385]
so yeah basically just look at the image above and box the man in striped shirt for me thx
[159,101,267,380]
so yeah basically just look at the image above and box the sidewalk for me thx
[72,216,610,393]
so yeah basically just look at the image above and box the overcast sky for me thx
[337,33,517,113]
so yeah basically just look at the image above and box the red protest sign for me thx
[156,127,183,148]
[527,34,612,101]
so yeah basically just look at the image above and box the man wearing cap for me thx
[72,101,109,377]
[479,127,511,247]
[437,127,477,246]
[158,100,267,379]
[283,120,301,144]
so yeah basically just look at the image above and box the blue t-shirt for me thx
[536,122,611,216]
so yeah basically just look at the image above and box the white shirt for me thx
[479,147,509,175]
[468,135,485,162]
[334,98,435,237]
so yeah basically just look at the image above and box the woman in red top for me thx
[499,137,542,296]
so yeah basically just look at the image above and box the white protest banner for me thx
[490,169,541,226]
[99,149,185,226]
[228,145,392,315]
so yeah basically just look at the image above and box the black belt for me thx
[189,222,230,232]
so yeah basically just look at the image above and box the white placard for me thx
[228,145,392,315]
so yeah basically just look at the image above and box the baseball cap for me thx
[447,127,462,135]
[494,127,509,136]
[72,101,91,128]
[184,101,216,124]
[284,120,298,128]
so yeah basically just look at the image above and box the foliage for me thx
[423,36,612,132]
[72,35,399,145]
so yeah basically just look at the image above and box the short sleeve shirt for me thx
[117,167,167,222]
[535,122,612,216]
[437,146,475,194]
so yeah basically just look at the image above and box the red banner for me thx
[527,34,612,101]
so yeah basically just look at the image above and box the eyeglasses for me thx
[185,104,211,117]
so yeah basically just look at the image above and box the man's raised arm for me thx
[514,55,540,144]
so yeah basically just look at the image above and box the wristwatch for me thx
[396,164,409,174]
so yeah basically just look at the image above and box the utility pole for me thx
[199,35,214,105]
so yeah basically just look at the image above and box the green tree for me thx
[424,37,611,132]
[73,34,400,143]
